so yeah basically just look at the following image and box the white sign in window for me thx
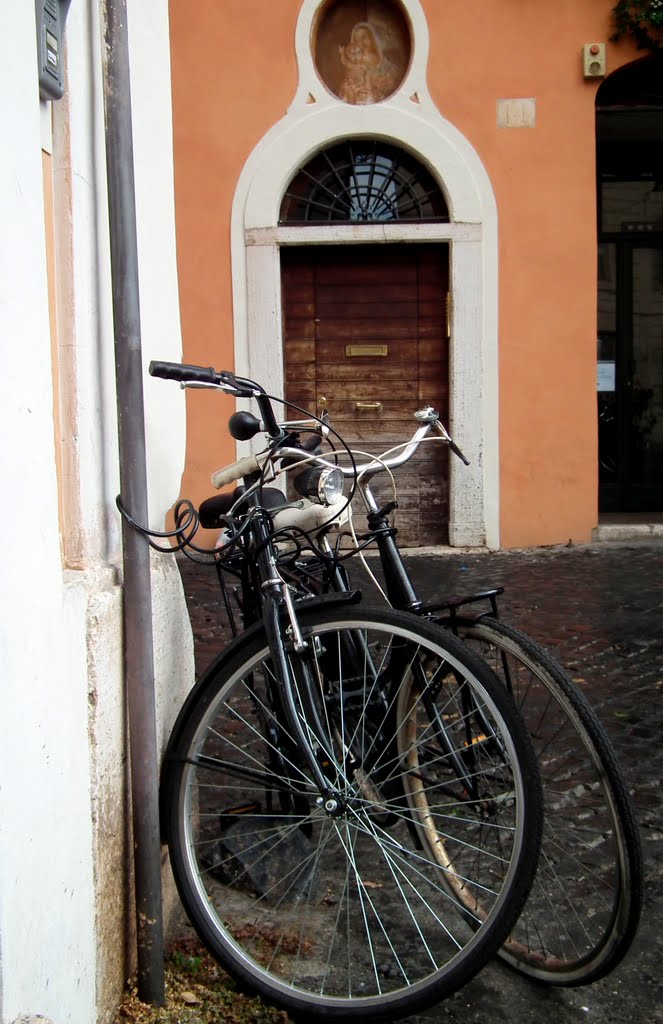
[597,361,615,392]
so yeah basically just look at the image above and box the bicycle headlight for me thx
[293,466,345,506]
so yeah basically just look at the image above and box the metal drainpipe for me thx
[99,0,165,1005]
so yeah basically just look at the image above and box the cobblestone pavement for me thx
[176,540,663,1024]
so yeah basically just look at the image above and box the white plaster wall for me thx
[0,4,97,1019]
[128,0,187,527]
[53,0,185,567]
[0,2,193,1022]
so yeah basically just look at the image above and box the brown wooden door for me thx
[281,244,450,546]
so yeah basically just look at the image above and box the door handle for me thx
[355,401,382,411]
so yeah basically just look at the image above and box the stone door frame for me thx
[229,0,499,548]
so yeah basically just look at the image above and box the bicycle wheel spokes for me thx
[459,619,642,985]
[396,664,525,924]
[166,608,542,1020]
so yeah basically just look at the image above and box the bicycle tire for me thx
[455,616,642,985]
[162,605,543,1022]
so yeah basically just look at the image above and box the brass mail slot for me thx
[345,344,388,358]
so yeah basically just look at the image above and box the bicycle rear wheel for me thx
[456,616,642,985]
[163,605,542,1022]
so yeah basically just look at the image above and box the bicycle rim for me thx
[164,607,542,1021]
[458,618,642,985]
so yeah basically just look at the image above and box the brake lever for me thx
[183,380,236,392]
[433,418,470,466]
[448,438,470,466]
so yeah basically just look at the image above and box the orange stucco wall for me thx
[168,1,300,513]
[423,1,635,546]
[168,0,638,547]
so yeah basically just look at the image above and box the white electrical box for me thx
[583,43,606,79]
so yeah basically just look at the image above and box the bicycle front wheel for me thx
[163,605,542,1022]
[457,617,642,985]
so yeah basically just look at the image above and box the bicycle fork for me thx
[256,534,348,815]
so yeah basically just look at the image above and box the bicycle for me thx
[146,360,543,1022]
[198,400,643,988]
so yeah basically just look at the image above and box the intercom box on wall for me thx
[36,0,71,101]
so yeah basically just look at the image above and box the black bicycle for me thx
[199,399,642,988]
[147,361,543,1023]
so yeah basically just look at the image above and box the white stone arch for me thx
[230,0,498,547]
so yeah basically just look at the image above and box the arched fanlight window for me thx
[596,54,663,231]
[280,140,448,224]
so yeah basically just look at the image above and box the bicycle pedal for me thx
[464,734,488,747]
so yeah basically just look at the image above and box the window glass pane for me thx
[597,242,617,481]
[631,246,663,488]
[601,180,663,234]
[598,242,617,347]
[280,142,448,224]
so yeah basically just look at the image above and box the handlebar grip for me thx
[149,360,220,385]
[300,431,323,454]
[449,439,470,466]
[211,454,261,489]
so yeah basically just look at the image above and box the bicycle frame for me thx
[314,485,519,702]
[149,362,512,814]
[148,360,363,810]
[260,409,503,625]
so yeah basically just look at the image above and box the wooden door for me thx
[282,244,450,546]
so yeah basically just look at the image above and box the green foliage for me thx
[114,938,288,1024]
[611,1,663,50]
[170,950,203,974]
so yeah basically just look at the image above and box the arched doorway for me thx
[232,0,499,548]
[280,140,450,545]
[596,55,663,513]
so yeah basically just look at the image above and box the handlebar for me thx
[148,360,283,439]
[149,359,469,493]
[150,359,235,389]
[211,454,262,489]
[328,413,469,483]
